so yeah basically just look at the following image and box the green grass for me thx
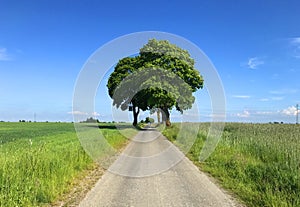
[162,123,300,207]
[0,122,136,207]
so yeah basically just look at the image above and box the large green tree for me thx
[107,39,204,126]
[107,56,145,126]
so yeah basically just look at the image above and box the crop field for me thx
[0,122,135,207]
[163,123,300,207]
[2,122,299,206]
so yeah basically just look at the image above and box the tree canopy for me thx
[107,39,204,126]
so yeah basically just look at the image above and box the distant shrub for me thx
[145,117,154,124]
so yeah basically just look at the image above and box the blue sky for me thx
[1,0,300,123]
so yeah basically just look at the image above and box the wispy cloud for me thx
[269,88,298,95]
[289,37,300,58]
[290,37,300,45]
[0,47,11,61]
[68,111,102,117]
[232,95,251,99]
[205,113,226,119]
[259,98,269,102]
[229,106,299,122]
[233,109,277,118]
[271,96,284,101]
[255,111,275,115]
[247,57,264,69]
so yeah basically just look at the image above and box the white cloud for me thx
[247,57,264,69]
[91,111,100,117]
[68,111,88,115]
[281,106,298,116]
[232,95,251,99]
[205,113,226,119]
[236,110,250,118]
[228,106,299,122]
[0,48,11,61]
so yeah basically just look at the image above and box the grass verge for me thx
[162,123,300,207]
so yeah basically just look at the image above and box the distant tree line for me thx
[80,117,100,123]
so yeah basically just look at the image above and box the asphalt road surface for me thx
[79,129,242,207]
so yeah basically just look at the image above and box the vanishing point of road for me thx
[79,129,243,207]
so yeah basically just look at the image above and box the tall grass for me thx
[163,123,300,207]
[0,122,135,206]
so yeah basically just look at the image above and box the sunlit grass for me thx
[0,122,136,206]
[163,122,300,207]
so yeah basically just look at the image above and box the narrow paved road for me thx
[79,130,242,207]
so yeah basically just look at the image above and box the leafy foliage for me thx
[145,117,154,123]
[107,39,204,125]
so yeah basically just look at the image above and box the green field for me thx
[162,123,300,207]
[0,122,136,207]
[2,122,299,206]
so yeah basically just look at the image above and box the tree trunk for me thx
[157,109,161,123]
[161,107,171,126]
[132,104,140,126]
